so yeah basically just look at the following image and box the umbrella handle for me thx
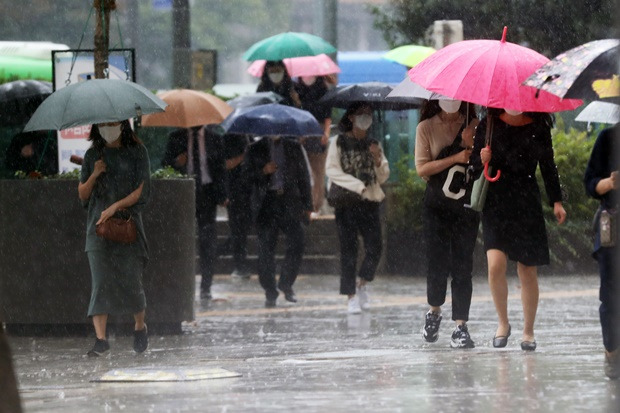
[484,162,501,182]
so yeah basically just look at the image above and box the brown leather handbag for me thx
[96,214,137,244]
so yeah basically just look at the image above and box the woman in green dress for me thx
[78,119,151,357]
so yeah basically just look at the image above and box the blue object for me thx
[337,51,408,85]
[220,103,323,137]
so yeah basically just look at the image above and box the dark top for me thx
[295,79,331,123]
[244,137,312,223]
[257,80,298,107]
[584,125,618,210]
[224,133,252,202]
[80,143,151,257]
[162,125,227,204]
[471,116,563,264]
[5,131,58,176]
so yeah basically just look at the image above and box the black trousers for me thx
[597,246,619,352]
[227,192,252,273]
[423,205,479,321]
[196,186,218,294]
[256,193,305,300]
[335,201,382,296]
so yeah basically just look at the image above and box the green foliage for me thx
[386,155,426,232]
[150,166,186,179]
[370,0,617,56]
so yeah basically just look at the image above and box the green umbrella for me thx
[383,45,435,68]
[243,31,337,62]
[0,55,52,81]
[23,79,167,132]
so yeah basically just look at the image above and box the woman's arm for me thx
[78,156,106,201]
[96,182,144,225]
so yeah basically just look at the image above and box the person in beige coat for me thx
[325,102,390,313]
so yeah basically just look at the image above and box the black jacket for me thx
[162,125,227,204]
[244,137,312,222]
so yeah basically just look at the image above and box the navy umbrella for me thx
[227,92,283,109]
[220,103,322,136]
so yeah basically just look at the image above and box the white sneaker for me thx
[357,285,370,311]
[348,296,362,314]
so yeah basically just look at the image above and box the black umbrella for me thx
[0,80,53,126]
[227,92,284,109]
[523,39,620,102]
[319,81,423,110]
[221,103,322,136]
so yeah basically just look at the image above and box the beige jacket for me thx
[325,135,390,202]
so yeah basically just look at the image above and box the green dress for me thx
[80,143,151,316]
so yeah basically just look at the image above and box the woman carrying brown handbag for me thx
[78,119,151,357]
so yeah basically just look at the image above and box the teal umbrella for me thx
[243,32,337,62]
[23,79,167,131]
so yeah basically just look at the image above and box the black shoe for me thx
[265,298,277,308]
[133,325,148,353]
[87,338,110,357]
[450,324,475,349]
[200,289,212,300]
[493,324,511,348]
[520,340,537,351]
[281,289,297,303]
[422,311,442,343]
[605,351,620,379]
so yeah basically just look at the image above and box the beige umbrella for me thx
[141,89,233,128]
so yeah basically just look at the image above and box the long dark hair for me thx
[257,60,294,93]
[89,120,141,152]
[419,100,477,123]
[338,101,372,133]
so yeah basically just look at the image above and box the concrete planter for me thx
[0,179,195,335]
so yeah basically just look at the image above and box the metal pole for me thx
[322,0,338,52]
[172,0,191,88]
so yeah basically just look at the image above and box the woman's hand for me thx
[480,146,492,164]
[461,119,479,147]
[369,143,382,166]
[175,152,188,168]
[93,159,107,178]
[96,203,119,226]
[454,148,473,164]
[553,202,567,225]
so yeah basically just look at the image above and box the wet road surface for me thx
[8,273,620,412]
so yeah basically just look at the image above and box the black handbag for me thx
[327,183,363,209]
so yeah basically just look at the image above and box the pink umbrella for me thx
[408,27,582,113]
[247,53,341,78]
[408,27,582,181]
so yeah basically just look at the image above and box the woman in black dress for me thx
[471,108,566,351]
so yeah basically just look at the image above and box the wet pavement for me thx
[7,273,620,412]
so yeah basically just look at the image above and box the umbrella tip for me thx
[501,26,508,43]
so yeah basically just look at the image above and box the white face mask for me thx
[438,99,462,114]
[99,124,121,144]
[504,108,523,116]
[268,71,285,84]
[301,76,316,86]
[354,114,373,131]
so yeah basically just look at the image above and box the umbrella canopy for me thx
[243,32,337,62]
[0,79,52,126]
[227,92,284,109]
[387,77,452,101]
[319,81,423,110]
[383,45,436,67]
[23,79,167,132]
[575,101,620,124]
[408,27,582,112]
[523,39,620,102]
[0,55,52,81]
[247,54,341,78]
[221,103,323,136]
[141,89,232,128]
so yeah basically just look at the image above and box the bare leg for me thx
[133,310,146,331]
[487,249,510,337]
[92,314,108,340]
[517,263,538,342]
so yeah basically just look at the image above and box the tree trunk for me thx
[172,0,191,88]
[94,0,116,79]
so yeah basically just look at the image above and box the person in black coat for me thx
[244,135,312,307]
[162,124,228,300]
[5,130,58,176]
[584,124,619,379]
[257,60,301,108]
